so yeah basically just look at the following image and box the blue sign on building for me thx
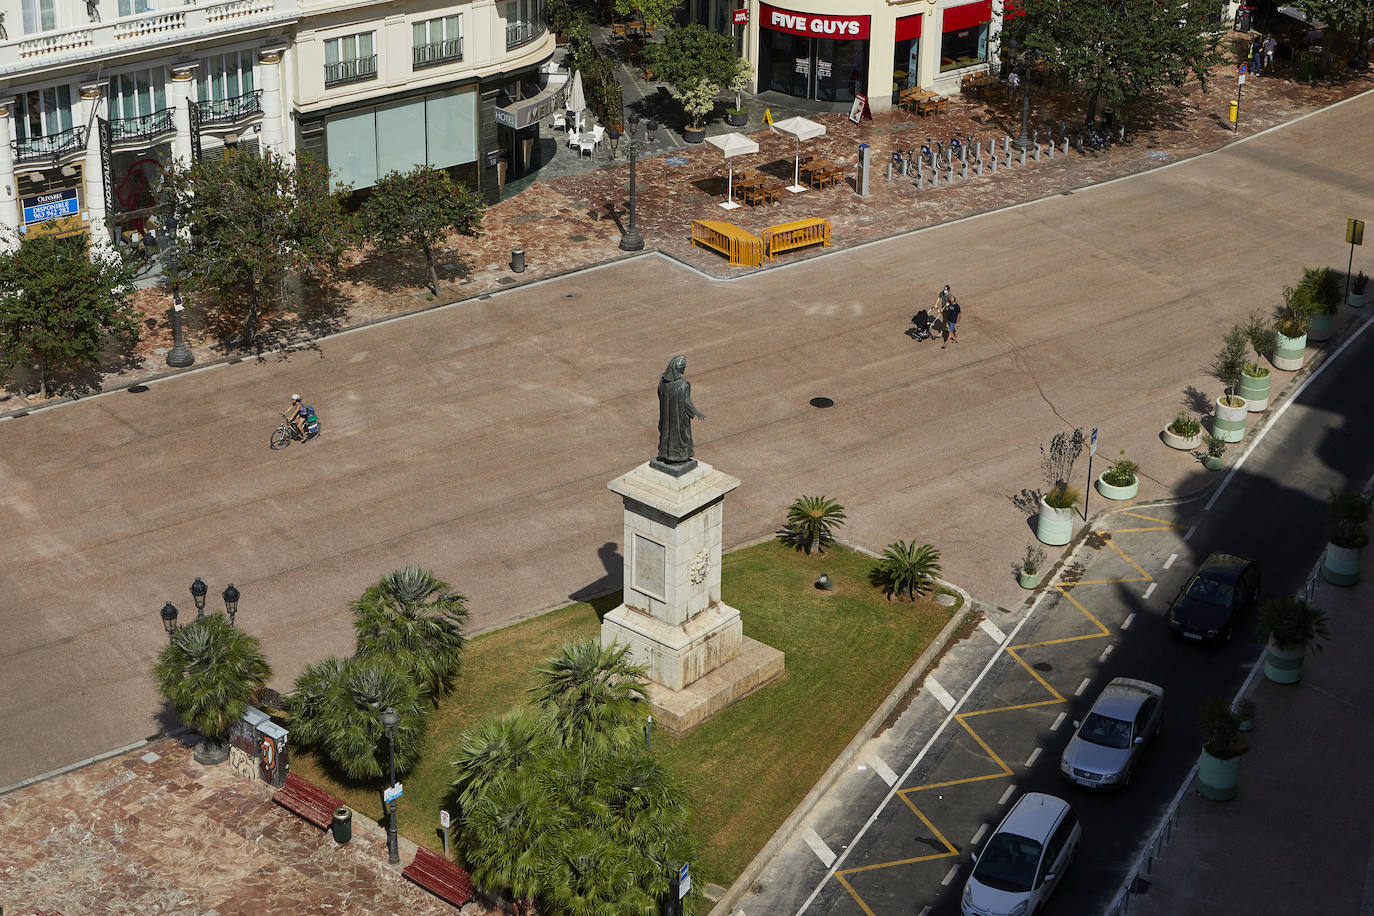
[22,187,81,225]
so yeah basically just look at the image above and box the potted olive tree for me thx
[1210,325,1249,443]
[1201,433,1227,471]
[725,57,751,126]
[1035,428,1085,546]
[1016,544,1047,589]
[642,23,740,143]
[1096,451,1140,500]
[1196,695,1249,801]
[1239,310,1276,412]
[1162,411,1202,450]
[1255,597,1329,684]
[1272,284,1313,370]
[1297,266,1341,342]
[1351,271,1368,308]
[1323,487,1373,585]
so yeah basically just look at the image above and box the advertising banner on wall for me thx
[21,186,86,238]
[759,3,871,39]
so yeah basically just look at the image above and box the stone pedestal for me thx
[600,461,783,735]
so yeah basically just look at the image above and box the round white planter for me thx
[1263,637,1305,685]
[1238,367,1270,412]
[1212,396,1247,444]
[1272,330,1307,371]
[1036,497,1077,546]
[1307,311,1335,342]
[1162,426,1202,450]
[1196,749,1242,801]
[1350,290,1366,308]
[1322,542,1361,586]
[1096,472,1139,500]
[1018,569,1039,589]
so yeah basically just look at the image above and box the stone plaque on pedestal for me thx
[601,460,784,734]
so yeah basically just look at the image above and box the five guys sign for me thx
[759,3,870,39]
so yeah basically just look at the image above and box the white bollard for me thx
[1019,148,1027,165]
[1048,139,1055,159]
[1034,143,1041,161]
[962,159,969,179]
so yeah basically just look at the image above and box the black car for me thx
[1167,552,1261,643]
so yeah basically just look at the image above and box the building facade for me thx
[0,0,556,247]
[686,0,1006,111]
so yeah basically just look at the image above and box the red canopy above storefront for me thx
[942,0,992,32]
[759,3,871,40]
[895,13,923,41]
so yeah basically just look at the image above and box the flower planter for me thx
[1204,455,1224,471]
[1211,396,1247,444]
[1018,569,1040,589]
[1162,426,1201,450]
[193,736,230,766]
[1096,472,1139,500]
[1307,311,1335,342]
[1350,290,1366,308]
[1322,542,1361,585]
[1262,637,1305,685]
[725,110,748,127]
[1271,330,1307,371]
[1036,497,1077,546]
[1196,748,1241,801]
[1238,367,1270,412]
[682,125,706,144]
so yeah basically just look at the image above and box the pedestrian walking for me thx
[942,295,961,348]
[1005,69,1021,105]
[1250,35,1264,74]
[1262,34,1277,71]
[936,284,951,312]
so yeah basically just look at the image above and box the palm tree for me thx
[537,826,651,916]
[450,708,551,815]
[352,565,470,699]
[529,640,649,752]
[152,613,271,764]
[871,541,943,600]
[783,496,847,555]
[460,770,561,909]
[286,654,427,780]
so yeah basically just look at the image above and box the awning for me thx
[494,75,568,130]
[1277,5,1325,27]
[942,0,992,32]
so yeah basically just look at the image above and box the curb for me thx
[708,580,972,916]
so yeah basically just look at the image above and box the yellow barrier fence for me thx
[762,218,832,261]
[691,219,763,267]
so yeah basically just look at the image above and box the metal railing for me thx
[1104,794,1185,916]
[109,107,176,145]
[412,37,462,68]
[505,20,544,50]
[323,54,378,87]
[193,89,262,125]
[13,125,88,164]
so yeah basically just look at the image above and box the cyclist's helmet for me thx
[291,394,301,402]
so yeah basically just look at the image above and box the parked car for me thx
[961,792,1081,916]
[1059,677,1164,789]
[1166,552,1261,643]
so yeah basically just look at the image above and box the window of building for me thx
[16,85,73,140]
[325,87,477,190]
[199,50,256,102]
[413,14,463,68]
[117,0,154,16]
[21,0,57,34]
[325,32,378,86]
[940,0,991,71]
[505,0,545,49]
[109,68,169,120]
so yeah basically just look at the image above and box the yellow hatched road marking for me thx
[1123,511,1189,527]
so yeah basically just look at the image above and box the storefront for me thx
[892,14,921,105]
[757,4,870,102]
[940,0,992,72]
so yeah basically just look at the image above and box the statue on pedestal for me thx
[654,355,705,476]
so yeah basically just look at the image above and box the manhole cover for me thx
[1146,150,1171,160]
[665,156,690,166]
[936,594,956,607]
[498,277,516,285]
[569,234,588,242]
[1033,662,1053,672]
[809,397,834,408]
[564,292,577,299]
[128,385,149,393]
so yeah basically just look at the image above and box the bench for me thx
[691,219,763,267]
[403,845,476,908]
[272,771,343,830]
[762,218,831,260]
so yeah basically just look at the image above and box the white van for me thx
[961,792,1081,916]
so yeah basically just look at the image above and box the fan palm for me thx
[783,495,847,555]
[871,541,943,600]
[151,613,271,763]
[538,826,651,916]
[352,565,470,700]
[529,640,649,752]
[286,654,427,780]
[450,708,551,815]
[460,769,562,906]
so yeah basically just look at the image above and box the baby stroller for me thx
[909,308,937,341]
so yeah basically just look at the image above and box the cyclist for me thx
[287,394,311,439]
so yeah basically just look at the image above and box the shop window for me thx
[760,28,811,98]
[414,14,463,68]
[325,87,478,191]
[325,32,378,87]
[940,23,988,71]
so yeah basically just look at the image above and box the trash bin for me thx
[1234,5,1252,33]
[1228,100,1239,123]
[331,807,352,844]
[511,248,526,273]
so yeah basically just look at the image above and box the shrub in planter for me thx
[642,24,740,131]
[1255,597,1328,684]
[1211,325,1249,441]
[1352,270,1369,307]
[1097,451,1140,500]
[1239,310,1275,410]
[1163,411,1202,450]
[1323,487,1373,585]
[1196,695,1249,801]
[1272,283,1315,369]
[1201,433,1226,471]
[1035,428,1086,546]
[1016,543,1047,589]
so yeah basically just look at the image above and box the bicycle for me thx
[949,133,973,161]
[270,412,321,449]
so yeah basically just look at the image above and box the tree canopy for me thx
[642,23,741,127]
[159,150,352,346]
[0,233,139,398]
[360,165,485,296]
[152,613,272,740]
[999,0,1226,124]
[1295,0,1373,45]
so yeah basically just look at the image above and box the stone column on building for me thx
[257,44,287,155]
[917,8,940,90]
[169,61,199,165]
[0,97,20,239]
[78,79,108,243]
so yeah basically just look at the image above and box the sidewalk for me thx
[1128,550,1374,915]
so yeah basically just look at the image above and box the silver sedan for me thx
[1059,677,1164,790]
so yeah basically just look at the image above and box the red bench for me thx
[403,845,476,908]
[272,772,343,830]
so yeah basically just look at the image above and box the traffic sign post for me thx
[440,809,451,856]
[679,862,691,898]
[1234,64,1246,132]
[1085,428,1098,521]
[1346,218,1365,305]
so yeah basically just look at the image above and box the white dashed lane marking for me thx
[1099,644,1114,663]
[998,784,1016,805]
[1164,553,1178,569]
[800,826,836,868]
[926,676,957,712]
[1075,677,1092,697]
[869,755,898,787]
[979,618,1006,644]
[942,864,961,886]
[1142,582,1156,600]
[1122,613,1136,630]
[1184,525,1197,541]
[971,823,989,847]
[1024,747,1042,768]
[1051,712,1067,732]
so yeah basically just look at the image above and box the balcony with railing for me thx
[109,107,176,145]
[13,125,88,164]
[7,0,298,68]
[323,55,378,88]
[194,89,263,126]
[413,37,463,69]
[505,20,544,51]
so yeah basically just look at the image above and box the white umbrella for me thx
[705,132,760,210]
[770,115,827,193]
[567,70,587,133]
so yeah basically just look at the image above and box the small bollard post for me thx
[440,809,452,857]
[991,152,998,172]
[962,158,969,179]
[1048,139,1055,159]
[886,161,893,181]
[931,166,939,187]
[1019,147,1027,165]
[1005,147,1013,168]
[1004,135,1012,153]
[1033,143,1041,161]
[511,248,526,273]
[1062,138,1069,154]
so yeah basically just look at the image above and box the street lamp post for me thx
[381,707,401,865]
[619,123,645,252]
[222,584,239,626]
[160,602,179,642]
[1012,40,1034,152]
[166,288,194,368]
[190,577,208,617]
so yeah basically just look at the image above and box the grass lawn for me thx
[289,540,959,887]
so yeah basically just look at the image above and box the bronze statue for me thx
[654,355,705,473]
